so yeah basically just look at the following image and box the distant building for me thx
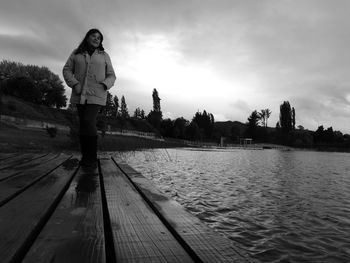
[240,138,253,147]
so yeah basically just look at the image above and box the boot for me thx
[79,135,89,166]
[80,135,98,169]
[88,135,98,165]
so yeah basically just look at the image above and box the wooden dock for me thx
[0,152,251,263]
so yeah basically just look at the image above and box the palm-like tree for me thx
[259,109,272,128]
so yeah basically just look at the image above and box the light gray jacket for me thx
[63,49,116,106]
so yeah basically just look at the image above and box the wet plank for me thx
[0,153,71,206]
[0,152,48,170]
[0,157,78,263]
[23,165,105,263]
[115,161,252,263]
[0,152,62,181]
[100,157,194,263]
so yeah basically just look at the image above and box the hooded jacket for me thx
[63,49,116,106]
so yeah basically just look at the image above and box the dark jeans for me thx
[76,104,100,136]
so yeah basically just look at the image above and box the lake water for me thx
[116,148,350,262]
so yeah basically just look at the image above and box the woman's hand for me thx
[100,83,107,90]
[74,83,82,95]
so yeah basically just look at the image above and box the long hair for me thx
[75,28,104,54]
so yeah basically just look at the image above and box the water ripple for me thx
[119,148,350,262]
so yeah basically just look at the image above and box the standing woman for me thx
[63,28,116,167]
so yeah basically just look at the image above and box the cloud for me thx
[1,0,350,132]
[213,113,229,122]
[0,34,59,61]
[291,95,350,132]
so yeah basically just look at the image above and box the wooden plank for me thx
[23,164,106,263]
[0,152,61,181]
[115,161,253,263]
[0,153,71,206]
[0,152,48,170]
[0,157,79,263]
[100,157,194,263]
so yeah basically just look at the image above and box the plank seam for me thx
[111,157,204,263]
[0,155,71,207]
[115,164,254,263]
[0,171,22,182]
[0,153,20,161]
[98,159,117,263]
[8,156,79,263]
[0,153,58,182]
[0,153,49,171]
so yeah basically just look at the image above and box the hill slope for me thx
[214,121,247,137]
[1,95,70,124]
[0,95,157,133]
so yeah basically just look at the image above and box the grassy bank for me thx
[1,95,158,133]
[0,122,184,153]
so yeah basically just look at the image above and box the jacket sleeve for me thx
[62,51,79,88]
[101,52,116,90]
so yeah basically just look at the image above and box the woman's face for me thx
[87,32,102,49]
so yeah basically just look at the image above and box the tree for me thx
[148,89,162,131]
[160,118,174,137]
[113,95,119,117]
[313,125,324,143]
[120,95,129,118]
[0,60,67,108]
[133,107,146,119]
[333,130,344,143]
[44,81,67,108]
[103,91,114,117]
[314,125,338,144]
[173,117,189,139]
[186,121,201,141]
[0,60,26,77]
[152,88,161,113]
[324,127,335,143]
[245,110,260,139]
[279,101,294,133]
[192,110,215,140]
[248,110,260,127]
[40,73,67,108]
[133,107,141,118]
[140,109,146,119]
[38,75,67,108]
[6,76,41,103]
[259,109,272,128]
[147,111,162,131]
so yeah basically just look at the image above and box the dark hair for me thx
[75,28,104,54]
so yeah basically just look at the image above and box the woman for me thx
[63,28,116,167]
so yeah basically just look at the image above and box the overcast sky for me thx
[1,0,350,133]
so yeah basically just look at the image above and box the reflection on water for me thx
[119,148,350,262]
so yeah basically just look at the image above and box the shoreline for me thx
[0,121,184,153]
[2,121,350,154]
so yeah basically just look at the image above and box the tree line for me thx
[96,88,216,141]
[108,89,350,149]
[2,59,349,149]
[100,88,350,149]
[244,101,350,148]
[0,60,67,108]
